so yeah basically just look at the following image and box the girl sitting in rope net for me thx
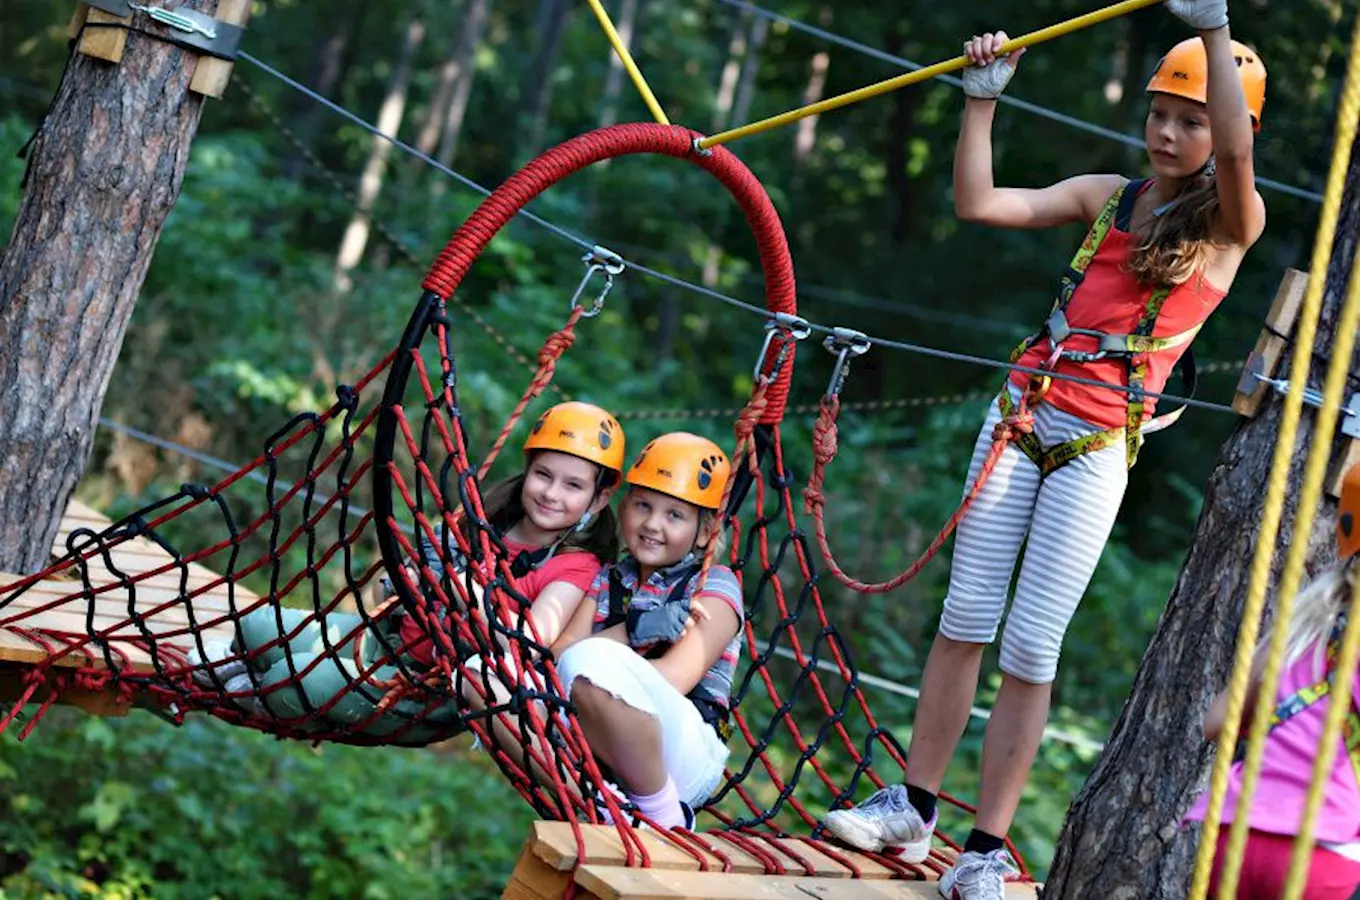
[820,1,1265,895]
[0,122,1037,886]
[1184,463,1360,899]
[465,432,743,829]
[183,401,623,744]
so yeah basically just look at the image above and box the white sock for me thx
[629,777,684,829]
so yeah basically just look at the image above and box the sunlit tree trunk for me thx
[0,1,220,572]
[331,17,426,296]
[1044,145,1360,899]
[792,8,832,168]
[436,0,490,168]
[520,0,572,159]
[731,14,768,130]
[597,0,642,129]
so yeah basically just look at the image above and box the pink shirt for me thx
[1187,644,1360,845]
[398,539,601,666]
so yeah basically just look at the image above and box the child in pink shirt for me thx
[1186,464,1360,898]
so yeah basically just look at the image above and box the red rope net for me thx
[0,123,1030,883]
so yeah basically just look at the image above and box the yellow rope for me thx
[1189,13,1360,899]
[695,0,1164,150]
[585,0,669,126]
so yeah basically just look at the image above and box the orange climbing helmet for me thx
[1146,37,1266,131]
[625,432,731,510]
[1339,463,1360,559]
[523,401,625,486]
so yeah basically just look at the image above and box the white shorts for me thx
[556,637,730,807]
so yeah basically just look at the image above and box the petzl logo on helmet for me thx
[558,429,577,440]
[657,468,673,479]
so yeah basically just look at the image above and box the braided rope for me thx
[801,387,1037,594]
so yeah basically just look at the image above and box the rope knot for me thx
[802,396,841,515]
[538,328,576,367]
[993,407,1035,444]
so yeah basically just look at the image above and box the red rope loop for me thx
[478,307,584,479]
[699,378,772,590]
[808,390,1042,595]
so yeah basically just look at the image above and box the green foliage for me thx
[0,711,529,899]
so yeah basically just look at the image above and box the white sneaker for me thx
[186,639,246,686]
[938,849,1019,900]
[823,784,936,862]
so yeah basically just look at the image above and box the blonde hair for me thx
[1276,558,1360,677]
[1126,174,1224,287]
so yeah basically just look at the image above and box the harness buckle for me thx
[753,313,811,382]
[1045,310,1073,344]
[822,327,871,398]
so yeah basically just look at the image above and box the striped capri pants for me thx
[938,384,1129,684]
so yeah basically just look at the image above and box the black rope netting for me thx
[0,123,1028,880]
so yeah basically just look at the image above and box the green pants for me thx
[234,607,462,745]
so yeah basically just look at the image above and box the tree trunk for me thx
[792,9,832,168]
[413,1,468,159]
[331,17,426,296]
[1044,141,1360,898]
[711,10,750,134]
[0,2,221,573]
[730,15,768,130]
[597,0,641,129]
[435,0,491,168]
[519,0,572,159]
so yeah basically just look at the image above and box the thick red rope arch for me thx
[421,122,799,424]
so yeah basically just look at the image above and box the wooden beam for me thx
[572,866,1039,899]
[189,0,252,98]
[1233,268,1310,417]
[503,838,579,900]
[75,5,132,64]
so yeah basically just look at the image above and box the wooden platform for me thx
[504,822,1040,899]
[0,499,257,714]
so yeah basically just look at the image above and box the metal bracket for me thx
[822,327,871,397]
[752,313,811,381]
[1248,368,1360,437]
[85,2,245,60]
[568,245,625,318]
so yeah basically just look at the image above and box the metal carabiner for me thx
[752,313,811,382]
[822,327,871,398]
[567,245,626,318]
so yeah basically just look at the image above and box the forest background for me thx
[0,0,1353,896]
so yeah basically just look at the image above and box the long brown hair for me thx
[472,459,619,563]
[1125,172,1223,287]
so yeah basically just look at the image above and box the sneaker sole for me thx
[823,812,932,864]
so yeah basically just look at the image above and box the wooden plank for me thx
[531,821,705,873]
[530,822,933,881]
[67,3,91,39]
[573,866,1040,900]
[504,838,584,900]
[1233,268,1310,417]
[188,0,251,98]
[0,668,131,717]
[76,6,132,64]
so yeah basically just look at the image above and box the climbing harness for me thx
[999,177,1202,476]
[1262,617,1360,786]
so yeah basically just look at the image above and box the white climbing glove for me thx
[962,56,1019,100]
[1164,0,1228,31]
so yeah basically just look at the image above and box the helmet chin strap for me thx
[1152,154,1215,218]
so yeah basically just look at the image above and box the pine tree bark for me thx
[1043,141,1360,898]
[0,2,223,573]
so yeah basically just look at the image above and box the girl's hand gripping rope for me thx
[962,31,1026,100]
[1164,0,1228,31]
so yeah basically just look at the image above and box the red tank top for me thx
[1009,180,1227,429]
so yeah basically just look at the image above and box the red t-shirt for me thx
[1010,181,1227,429]
[397,538,602,666]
